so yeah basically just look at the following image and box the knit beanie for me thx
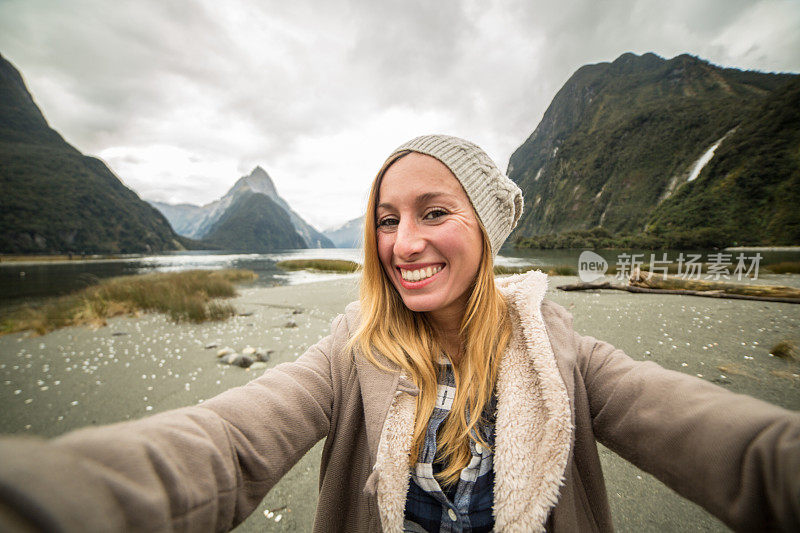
[386,134,524,256]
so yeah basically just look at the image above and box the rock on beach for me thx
[216,347,235,358]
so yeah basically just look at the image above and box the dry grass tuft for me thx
[716,363,757,379]
[494,264,577,276]
[769,340,798,361]
[0,269,257,336]
[276,259,360,273]
[547,265,578,276]
[770,369,800,381]
[493,265,531,275]
[764,261,800,274]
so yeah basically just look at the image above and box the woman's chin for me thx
[398,294,443,314]
[399,292,466,317]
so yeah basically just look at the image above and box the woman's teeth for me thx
[400,265,442,282]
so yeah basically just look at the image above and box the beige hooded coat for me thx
[0,271,798,532]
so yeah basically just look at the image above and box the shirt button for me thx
[448,509,458,521]
[475,443,483,454]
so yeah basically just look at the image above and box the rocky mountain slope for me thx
[151,167,333,250]
[508,52,798,247]
[323,216,364,248]
[0,53,185,254]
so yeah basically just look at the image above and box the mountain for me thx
[0,53,185,254]
[146,202,205,237]
[646,77,800,245]
[508,52,798,247]
[323,216,364,248]
[151,166,334,249]
[201,193,306,252]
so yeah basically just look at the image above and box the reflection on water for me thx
[2,247,799,307]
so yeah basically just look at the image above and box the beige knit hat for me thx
[386,134,524,256]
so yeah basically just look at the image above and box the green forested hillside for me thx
[647,78,800,245]
[508,52,797,247]
[0,53,184,254]
[201,193,306,252]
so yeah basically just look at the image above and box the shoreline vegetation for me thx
[275,259,583,277]
[276,259,360,273]
[513,227,800,252]
[273,259,624,278]
[494,265,578,276]
[0,269,257,336]
[494,262,800,276]
[272,259,800,278]
[0,254,140,263]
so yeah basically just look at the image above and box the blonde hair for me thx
[350,152,512,487]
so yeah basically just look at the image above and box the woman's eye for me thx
[377,217,398,228]
[424,209,448,220]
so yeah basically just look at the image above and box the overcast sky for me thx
[1,0,798,230]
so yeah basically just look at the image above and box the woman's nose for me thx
[394,218,425,259]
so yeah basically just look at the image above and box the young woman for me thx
[0,135,798,532]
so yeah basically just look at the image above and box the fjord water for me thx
[3,248,800,309]
[0,249,363,306]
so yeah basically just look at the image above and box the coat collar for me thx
[357,271,573,532]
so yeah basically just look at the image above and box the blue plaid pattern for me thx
[403,355,496,532]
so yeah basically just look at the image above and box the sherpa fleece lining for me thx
[374,271,573,532]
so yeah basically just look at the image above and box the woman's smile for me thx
[396,263,445,287]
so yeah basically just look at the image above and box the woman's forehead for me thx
[378,153,467,203]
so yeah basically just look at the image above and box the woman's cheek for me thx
[376,232,395,266]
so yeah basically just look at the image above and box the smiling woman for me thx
[0,135,798,533]
[356,141,518,515]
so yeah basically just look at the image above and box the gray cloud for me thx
[1,0,798,229]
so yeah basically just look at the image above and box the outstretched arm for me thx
[0,314,345,532]
[575,331,800,531]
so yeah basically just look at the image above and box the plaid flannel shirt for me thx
[403,355,496,533]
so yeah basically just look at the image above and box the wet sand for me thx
[0,274,798,532]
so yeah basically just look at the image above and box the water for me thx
[2,247,799,309]
[503,248,800,272]
[0,249,363,305]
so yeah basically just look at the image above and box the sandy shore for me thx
[1,274,798,532]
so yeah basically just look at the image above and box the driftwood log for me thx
[557,269,800,304]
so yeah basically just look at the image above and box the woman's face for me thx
[376,152,483,320]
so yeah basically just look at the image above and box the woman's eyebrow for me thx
[377,192,454,211]
[415,192,452,205]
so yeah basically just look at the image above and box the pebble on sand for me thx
[236,355,254,368]
[216,347,235,358]
[221,352,253,368]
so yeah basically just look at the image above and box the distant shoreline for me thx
[0,254,141,266]
[724,246,800,252]
[3,245,799,268]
